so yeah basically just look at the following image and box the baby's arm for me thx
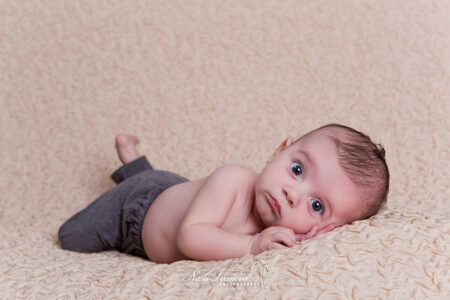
[177,166,295,260]
[176,165,331,261]
[177,166,292,261]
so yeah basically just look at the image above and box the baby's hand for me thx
[295,224,334,242]
[250,224,335,255]
[250,226,297,255]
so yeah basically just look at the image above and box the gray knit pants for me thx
[58,156,188,259]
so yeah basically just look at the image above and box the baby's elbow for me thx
[176,226,205,260]
[176,227,193,257]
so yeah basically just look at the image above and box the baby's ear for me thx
[267,136,294,163]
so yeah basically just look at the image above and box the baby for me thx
[58,123,389,263]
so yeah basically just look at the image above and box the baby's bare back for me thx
[141,177,206,262]
[141,166,261,263]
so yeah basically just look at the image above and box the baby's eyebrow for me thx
[297,150,316,169]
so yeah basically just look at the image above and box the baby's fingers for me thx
[306,225,319,239]
[268,242,288,250]
[295,224,335,242]
[317,224,334,235]
[295,226,318,241]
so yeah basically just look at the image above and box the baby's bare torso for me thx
[141,168,260,263]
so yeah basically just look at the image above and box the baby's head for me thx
[253,123,389,234]
[300,124,389,220]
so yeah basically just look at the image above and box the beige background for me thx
[1,0,449,298]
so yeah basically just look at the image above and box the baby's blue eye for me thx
[310,199,323,214]
[291,162,303,177]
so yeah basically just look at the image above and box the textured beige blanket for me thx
[1,1,449,298]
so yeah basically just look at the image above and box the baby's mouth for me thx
[268,194,281,216]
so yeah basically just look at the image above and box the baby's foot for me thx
[115,133,141,164]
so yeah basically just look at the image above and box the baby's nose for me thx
[283,185,302,207]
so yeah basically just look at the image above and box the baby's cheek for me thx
[281,215,314,234]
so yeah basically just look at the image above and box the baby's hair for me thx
[298,123,390,220]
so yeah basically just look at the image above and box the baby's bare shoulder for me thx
[193,165,257,199]
[211,165,257,182]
